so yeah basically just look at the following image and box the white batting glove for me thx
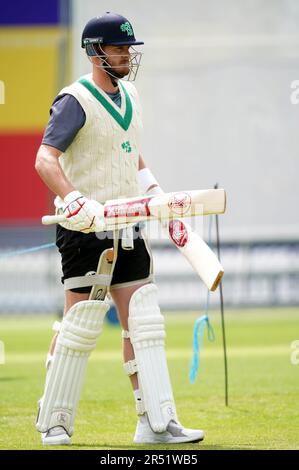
[60,191,106,233]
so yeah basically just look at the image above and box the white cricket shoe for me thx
[41,426,71,446]
[134,414,204,444]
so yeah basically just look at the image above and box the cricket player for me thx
[35,12,204,446]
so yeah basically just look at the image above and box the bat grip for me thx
[42,214,67,225]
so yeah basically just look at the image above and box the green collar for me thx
[78,77,133,131]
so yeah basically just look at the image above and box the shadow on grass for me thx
[0,377,26,382]
[69,443,255,450]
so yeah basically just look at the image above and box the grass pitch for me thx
[0,307,298,450]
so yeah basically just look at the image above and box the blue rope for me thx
[189,215,215,383]
[0,243,55,259]
[189,314,215,383]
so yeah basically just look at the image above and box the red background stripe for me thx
[0,133,51,221]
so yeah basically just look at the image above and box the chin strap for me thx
[110,76,119,87]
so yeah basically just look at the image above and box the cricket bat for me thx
[42,188,226,227]
[146,186,225,291]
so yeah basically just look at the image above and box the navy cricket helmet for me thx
[81,12,144,55]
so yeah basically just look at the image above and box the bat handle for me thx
[42,214,67,225]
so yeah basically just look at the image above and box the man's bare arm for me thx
[138,154,146,171]
[35,144,75,199]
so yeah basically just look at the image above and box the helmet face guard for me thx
[83,39,142,82]
[81,13,144,81]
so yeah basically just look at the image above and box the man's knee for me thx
[64,291,90,315]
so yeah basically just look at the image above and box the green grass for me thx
[0,307,298,450]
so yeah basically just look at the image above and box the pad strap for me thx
[52,321,61,333]
[123,359,138,376]
[64,274,112,290]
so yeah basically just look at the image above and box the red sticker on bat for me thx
[104,197,151,218]
[169,220,189,247]
[168,192,191,216]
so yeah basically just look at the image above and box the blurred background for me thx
[0,0,299,313]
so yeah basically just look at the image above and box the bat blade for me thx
[163,218,224,291]
[177,226,224,291]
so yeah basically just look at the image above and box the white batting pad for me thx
[128,284,177,432]
[36,299,109,435]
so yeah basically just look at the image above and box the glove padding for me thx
[60,191,106,233]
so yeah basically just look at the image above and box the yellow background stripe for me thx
[0,27,71,130]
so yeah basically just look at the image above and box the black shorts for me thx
[56,224,152,294]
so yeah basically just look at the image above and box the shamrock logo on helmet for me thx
[120,22,134,37]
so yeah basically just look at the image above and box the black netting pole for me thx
[214,183,229,406]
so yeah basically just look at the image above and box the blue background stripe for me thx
[0,0,70,25]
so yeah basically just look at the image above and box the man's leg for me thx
[37,289,109,445]
[111,282,148,391]
[111,282,205,444]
